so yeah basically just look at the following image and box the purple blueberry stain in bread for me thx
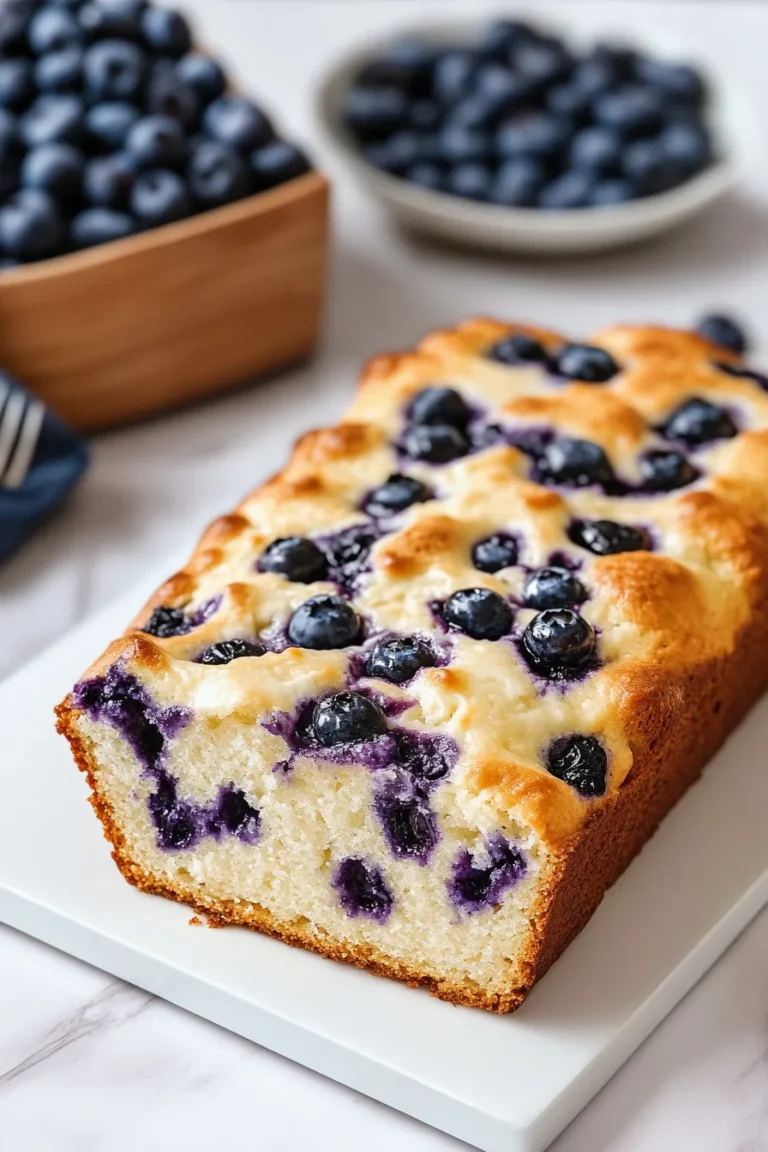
[332,857,394,922]
[447,834,527,914]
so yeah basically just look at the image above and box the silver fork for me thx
[0,377,45,491]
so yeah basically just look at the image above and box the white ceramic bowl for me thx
[316,18,756,255]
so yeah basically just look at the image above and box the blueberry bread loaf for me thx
[56,319,768,1012]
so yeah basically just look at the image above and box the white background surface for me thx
[1,2,767,1150]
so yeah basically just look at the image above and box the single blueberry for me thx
[491,156,544,206]
[141,605,190,638]
[446,161,493,202]
[217,788,260,841]
[363,473,432,518]
[496,112,570,163]
[658,122,711,177]
[365,635,436,684]
[145,60,199,129]
[437,124,492,165]
[85,101,140,151]
[250,140,310,192]
[537,437,615,488]
[29,7,83,54]
[524,566,587,610]
[401,422,468,463]
[176,54,226,106]
[0,60,37,113]
[364,130,421,175]
[259,536,327,583]
[378,797,438,862]
[188,139,249,207]
[78,0,141,42]
[640,449,698,492]
[538,169,592,210]
[22,94,86,149]
[0,3,32,57]
[512,41,572,89]
[405,160,444,191]
[589,178,635,206]
[447,834,527,913]
[568,518,649,555]
[34,47,83,93]
[472,533,518,573]
[21,142,84,209]
[522,608,595,673]
[432,49,478,105]
[634,58,705,107]
[83,152,134,208]
[199,639,265,665]
[358,40,435,97]
[332,857,393,922]
[0,191,64,261]
[129,168,191,226]
[126,114,186,170]
[83,39,146,102]
[586,42,637,80]
[487,332,549,365]
[313,691,388,747]
[287,595,362,650]
[394,729,456,781]
[593,85,664,138]
[344,86,409,140]
[546,82,592,123]
[479,18,539,59]
[661,398,737,446]
[570,126,622,175]
[546,733,607,797]
[71,206,133,248]
[409,385,470,429]
[203,96,273,153]
[443,587,512,640]
[555,343,620,382]
[622,138,684,196]
[695,313,747,355]
[140,6,191,58]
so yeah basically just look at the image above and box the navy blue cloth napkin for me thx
[0,370,89,564]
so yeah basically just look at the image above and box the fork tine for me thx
[3,399,44,489]
[0,390,26,483]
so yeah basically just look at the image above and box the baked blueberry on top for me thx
[312,691,388,746]
[661,398,737,446]
[443,587,513,640]
[568,518,649,556]
[537,437,615,488]
[522,608,596,675]
[409,385,471,429]
[287,595,362,650]
[524,566,587,610]
[401,422,469,463]
[365,635,436,683]
[200,639,266,665]
[695,313,748,355]
[472,533,519,573]
[545,733,608,796]
[640,450,698,492]
[259,536,328,583]
[487,333,550,366]
[141,605,190,638]
[363,474,433,518]
[554,344,620,383]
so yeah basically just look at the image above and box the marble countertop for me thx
[1,2,767,1148]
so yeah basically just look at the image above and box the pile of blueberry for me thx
[0,0,311,266]
[343,17,712,209]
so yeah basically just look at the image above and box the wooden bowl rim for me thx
[0,171,329,287]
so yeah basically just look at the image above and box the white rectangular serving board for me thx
[0,577,766,1152]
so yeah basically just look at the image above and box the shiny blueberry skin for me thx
[365,635,436,684]
[695,313,747,355]
[358,40,435,96]
[140,7,192,58]
[312,691,388,746]
[332,857,393,922]
[126,115,186,170]
[78,2,143,43]
[203,96,273,153]
[537,437,615,488]
[83,40,146,102]
[401,422,468,463]
[21,142,83,209]
[144,60,199,129]
[84,152,134,209]
[199,639,265,665]
[570,126,622,175]
[492,156,544,206]
[555,343,620,382]
[545,733,607,796]
[259,536,327,583]
[409,385,471,429]
[0,60,36,114]
[71,206,133,248]
[188,139,249,207]
[659,122,711,177]
[0,4,33,58]
[344,87,409,140]
[496,112,569,164]
[487,332,549,366]
[539,169,592,210]
[35,48,84,94]
[446,161,492,201]
[363,473,432,518]
[593,85,663,139]
[661,398,737,446]
[634,58,705,107]
[589,178,634,206]
[364,130,422,174]
[433,49,477,105]
[0,190,64,260]
[568,518,648,556]
[524,566,587,610]
[130,168,190,226]
[472,533,518,573]
[29,8,84,55]
[250,140,310,191]
[406,160,444,190]
[22,95,86,150]
[176,53,226,105]
[640,449,698,492]
[85,101,140,151]
[622,138,683,196]
[287,595,362,650]
[443,587,513,640]
[141,605,190,638]
[523,608,595,674]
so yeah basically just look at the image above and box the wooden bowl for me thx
[0,171,330,431]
